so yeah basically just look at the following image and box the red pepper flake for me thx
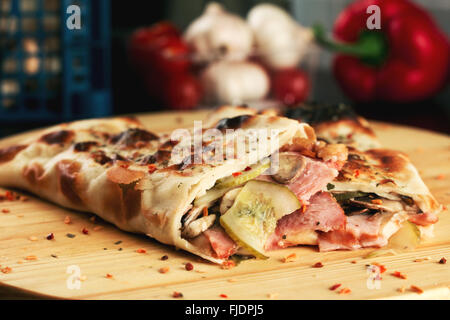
[282,253,297,263]
[136,248,147,254]
[221,260,236,269]
[161,255,169,261]
[172,291,183,298]
[372,263,387,273]
[5,191,15,201]
[202,206,208,217]
[338,288,351,295]
[120,163,130,169]
[244,166,252,172]
[351,260,357,264]
[232,172,242,177]
[25,255,37,261]
[159,267,170,274]
[313,262,324,268]
[185,262,194,271]
[81,227,89,235]
[439,257,447,264]
[346,133,353,139]
[410,285,424,294]
[392,271,407,279]
[219,294,228,298]
[329,283,342,291]
[64,216,71,224]
[354,170,360,178]
[301,204,307,214]
[105,273,114,279]
[371,199,383,205]
[1,266,12,274]
[436,174,445,180]
[148,164,157,174]
[46,233,54,240]
[1,208,10,213]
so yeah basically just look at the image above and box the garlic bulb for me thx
[247,3,313,70]
[184,2,254,64]
[200,61,269,104]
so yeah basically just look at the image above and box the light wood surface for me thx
[0,110,449,300]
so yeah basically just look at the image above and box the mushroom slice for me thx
[272,152,306,184]
[348,198,404,213]
[182,214,216,239]
[220,187,242,214]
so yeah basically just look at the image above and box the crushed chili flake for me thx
[5,191,15,201]
[159,267,170,274]
[351,260,357,264]
[313,262,324,268]
[338,288,351,295]
[105,273,114,279]
[221,260,236,269]
[410,285,424,294]
[372,263,387,273]
[397,286,406,293]
[1,267,12,274]
[161,255,169,261]
[64,216,71,224]
[244,166,252,172]
[136,248,147,254]
[46,233,54,240]
[282,253,297,263]
[232,172,242,177]
[148,164,157,174]
[120,163,130,169]
[219,294,228,298]
[439,257,447,264]
[1,208,10,213]
[354,169,360,178]
[172,291,183,298]
[301,204,307,213]
[371,199,383,205]
[185,262,194,271]
[329,283,342,291]
[25,255,37,261]
[202,206,208,217]
[81,227,89,235]
[392,271,407,279]
[436,174,445,180]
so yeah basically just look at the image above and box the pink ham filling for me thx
[318,214,386,251]
[408,212,438,226]
[265,192,346,250]
[197,156,340,259]
[203,227,237,259]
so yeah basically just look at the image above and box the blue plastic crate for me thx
[0,0,111,123]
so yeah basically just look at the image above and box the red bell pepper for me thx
[314,0,449,102]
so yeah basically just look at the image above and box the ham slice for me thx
[203,226,237,259]
[265,192,346,250]
[408,212,439,226]
[287,158,338,203]
[318,214,386,251]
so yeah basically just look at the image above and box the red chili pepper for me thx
[314,0,449,102]
[232,172,242,177]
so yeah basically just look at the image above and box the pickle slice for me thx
[194,160,271,208]
[214,160,271,189]
[388,220,420,251]
[220,180,301,259]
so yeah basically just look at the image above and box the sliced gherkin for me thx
[194,160,271,207]
[214,160,271,189]
[220,180,301,259]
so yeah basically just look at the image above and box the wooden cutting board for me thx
[0,110,449,300]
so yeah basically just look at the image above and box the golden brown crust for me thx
[56,160,83,205]
[0,145,28,163]
[39,130,75,145]
[107,166,145,185]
